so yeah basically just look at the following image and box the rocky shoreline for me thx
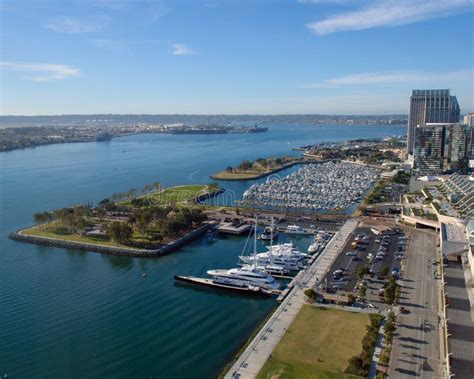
[9,222,216,258]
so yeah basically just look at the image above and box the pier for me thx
[174,275,281,297]
[224,219,359,379]
[217,221,252,235]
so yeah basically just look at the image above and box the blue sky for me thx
[1,0,473,115]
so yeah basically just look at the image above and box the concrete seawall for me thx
[9,222,215,258]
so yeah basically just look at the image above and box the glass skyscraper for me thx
[407,89,460,155]
[414,123,470,175]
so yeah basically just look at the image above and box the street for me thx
[388,229,441,378]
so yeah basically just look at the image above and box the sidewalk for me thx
[368,319,386,379]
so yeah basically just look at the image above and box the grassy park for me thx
[23,184,220,250]
[257,306,369,379]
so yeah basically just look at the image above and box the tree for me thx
[304,288,316,301]
[208,182,220,192]
[108,222,132,244]
[34,212,46,225]
[356,266,370,280]
[96,207,107,220]
[238,160,252,171]
[256,158,267,169]
[380,266,390,278]
[359,283,367,298]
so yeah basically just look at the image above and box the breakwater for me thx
[9,222,216,258]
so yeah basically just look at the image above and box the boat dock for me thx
[217,221,252,235]
[174,275,281,297]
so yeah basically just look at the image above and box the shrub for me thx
[304,288,316,301]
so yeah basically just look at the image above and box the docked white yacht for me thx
[284,224,309,235]
[207,265,280,290]
[240,251,305,271]
[207,216,282,291]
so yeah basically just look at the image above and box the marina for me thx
[176,215,335,301]
[242,161,380,212]
[0,124,405,378]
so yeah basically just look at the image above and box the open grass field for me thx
[22,225,134,249]
[134,184,211,205]
[257,306,368,379]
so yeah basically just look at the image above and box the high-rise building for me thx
[464,112,474,127]
[414,123,470,175]
[407,89,460,155]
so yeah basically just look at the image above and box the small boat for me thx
[284,225,309,235]
[259,226,279,241]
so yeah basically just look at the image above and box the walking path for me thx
[224,219,359,379]
[368,319,386,379]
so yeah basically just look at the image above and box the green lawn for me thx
[257,306,368,379]
[22,225,133,249]
[137,184,211,205]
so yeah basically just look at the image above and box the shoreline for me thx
[9,222,216,258]
[9,185,224,258]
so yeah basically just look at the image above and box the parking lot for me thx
[319,225,406,309]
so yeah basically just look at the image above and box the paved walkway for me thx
[224,219,359,379]
[388,229,441,379]
[445,261,474,377]
[368,319,386,379]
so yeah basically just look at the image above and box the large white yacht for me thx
[207,216,282,291]
[239,251,305,271]
[207,265,281,290]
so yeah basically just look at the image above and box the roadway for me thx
[388,229,441,378]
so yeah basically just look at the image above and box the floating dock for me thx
[174,275,280,297]
[217,222,252,235]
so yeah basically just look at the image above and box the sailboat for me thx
[239,217,304,272]
[207,215,281,290]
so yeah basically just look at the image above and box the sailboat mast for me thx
[270,217,274,249]
[269,216,274,266]
[253,214,258,269]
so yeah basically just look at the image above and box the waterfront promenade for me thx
[224,219,359,379]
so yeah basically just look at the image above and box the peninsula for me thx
[10,183,223,257]
[210,156,308,180]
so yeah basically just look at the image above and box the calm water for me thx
[0,124,405,378]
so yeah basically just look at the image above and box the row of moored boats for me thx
[242,161,380,211]
[176,217,334,296]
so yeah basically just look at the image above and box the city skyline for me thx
[1,0,473,115]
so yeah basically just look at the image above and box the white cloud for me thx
[303,69,474,88]
[44,15,109,34]
[0,62,80,81]
[171,43,196,56]
[307,0,474,35]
